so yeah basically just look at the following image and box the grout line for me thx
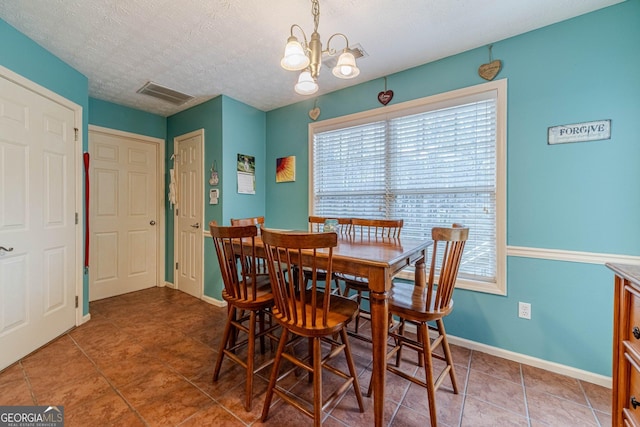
[577,380,605,427]
[19,361,38,406]
[519,363,532,427]
[456,349,474,426]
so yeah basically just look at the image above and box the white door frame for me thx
[88,124,166,297]
[0,64,84,325]
[172,129,204,298]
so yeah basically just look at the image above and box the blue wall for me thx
[88,98,166,140]
[165,96,266,298]
[220,96,267,224]
[264,1,640,376]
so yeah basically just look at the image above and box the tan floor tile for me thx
[0,363,34,405]
[580,380,612,414]
[180,401,246,426]
[134,380,212,427]
[401,381,464,426]
[318,389,398,427]
[97,352,167,388]
[522,364,587,403]
[470,350,521,383]
[118,366,188,407]
[594,409,612,426]
[390,404,432,427]
[33,370,112,410]
[460,396,528,426]
[526,388,598,426]
[64,389,133,427]
[465,369,526,416]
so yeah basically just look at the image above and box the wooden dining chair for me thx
[209,221,279,411]
[230,215,265,229]
[260,228,364,426]
[308,215,353,235]
[335,218,404,340]
[230,216,269,275]
[375,224,468,427]
[303,216,352,295]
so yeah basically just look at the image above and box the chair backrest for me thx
[351,218,403,239]
[308,216,352,235]
[229,217,269,273]
[210,221,264,301]
[261,228,338,328]
[424,224,469,312]
[231,216,265,230]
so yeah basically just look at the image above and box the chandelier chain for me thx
[312,0,320,32]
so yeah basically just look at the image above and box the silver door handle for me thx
[190,223,200,229]
[0,246,14,252]
[150,220,156,226]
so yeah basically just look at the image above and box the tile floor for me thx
[0,287,611,426]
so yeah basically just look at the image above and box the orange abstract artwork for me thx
[276,156,296,183]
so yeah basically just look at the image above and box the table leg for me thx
[370,288,388,427]
[414,255,426,287]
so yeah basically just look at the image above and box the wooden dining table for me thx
[250,230,432,426]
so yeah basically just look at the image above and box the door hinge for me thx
[75,212,79,224]
[176,208,179,216]
[75,296,79,308]
[175,262,179,270]
[74,127,79,142]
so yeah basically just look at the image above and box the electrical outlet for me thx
[518,302,531,319]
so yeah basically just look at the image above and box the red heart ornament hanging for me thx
[378,90,393,105]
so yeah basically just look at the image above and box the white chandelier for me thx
[281,0,360,95]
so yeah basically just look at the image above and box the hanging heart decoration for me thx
[478,60,501,81]
[378,77,393,105]
[309,107,320,120]
[478,45,501,81]
[378,90,394,105]
[309,98,320,121]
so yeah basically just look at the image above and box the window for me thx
[310,80,506,294]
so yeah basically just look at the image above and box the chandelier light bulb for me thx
[332,51,360,79]
[294,71,319,95]
[281,36,310,71]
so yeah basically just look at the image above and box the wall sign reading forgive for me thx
[548,119,611,145]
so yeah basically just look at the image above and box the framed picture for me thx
[237,154,255,194]
[276,156,296,183]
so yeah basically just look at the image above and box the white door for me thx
[89,128,161,301]
[174,130,203,299]
[0,70,80,370]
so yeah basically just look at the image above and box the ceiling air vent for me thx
[136,81,194,105]
[323,43,367,69]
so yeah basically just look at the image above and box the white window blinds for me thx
[312,90,500,286]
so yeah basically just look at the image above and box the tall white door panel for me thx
[89,129,160,301]
[175,130,203,299]
[0,72,79,370]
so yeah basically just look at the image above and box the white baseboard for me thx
[202,294,227,308]
[447,334,611,388]
[165,281,176,289]
[80,313,91,325]
[400,322,611,388]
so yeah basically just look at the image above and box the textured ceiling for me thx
[0,0,623,116]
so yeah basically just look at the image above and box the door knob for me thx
[0,246,14,252]
[150,220,156,226]
[191,223,200,229]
